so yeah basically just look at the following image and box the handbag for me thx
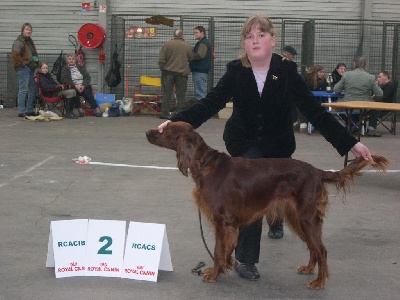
[108,102,120,117]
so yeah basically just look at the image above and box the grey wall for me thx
[1,0,399,94]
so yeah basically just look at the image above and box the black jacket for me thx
[60,64,91,87]
[38,72,63,97]
[331,69,342,87]
[171,53,357,158]
[378,81,395,103]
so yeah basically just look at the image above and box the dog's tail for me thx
[322,155,388,192]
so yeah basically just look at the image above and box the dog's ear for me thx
[176,133,198,177]
[176,136,191,176]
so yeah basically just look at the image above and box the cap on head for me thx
[283,45,297,55]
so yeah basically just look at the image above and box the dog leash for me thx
[191,209,214,276]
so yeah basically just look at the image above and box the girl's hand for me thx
[158,120,171,133]
[350,142,373,160]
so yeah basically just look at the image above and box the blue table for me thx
[311,91,344,108]
[311,91,344,98]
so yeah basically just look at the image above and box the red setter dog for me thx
[146,121,388,289]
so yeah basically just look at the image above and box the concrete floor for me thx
[1,107,399,300]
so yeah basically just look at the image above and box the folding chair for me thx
[132,76,162,116]
[376,79,398,135]
[34,74,66,116]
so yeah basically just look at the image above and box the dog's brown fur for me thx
[146,121,388,289]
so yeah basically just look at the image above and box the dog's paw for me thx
[297,265,315,275]
[202,267,218,283]
[307,278,325,289]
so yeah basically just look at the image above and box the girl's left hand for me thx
[350,142,373,160]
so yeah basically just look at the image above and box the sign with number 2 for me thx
[85,219,126,277]
[46,219,172,282]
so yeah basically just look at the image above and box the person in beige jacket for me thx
[333,56,383,136]
[158,29,194,119]
[333,56,382,101]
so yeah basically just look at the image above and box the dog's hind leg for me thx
[202,222,238,282]
[297,249,317,275]
[282,197,318,276]
[297,213,329,288]
[294,217,328,289]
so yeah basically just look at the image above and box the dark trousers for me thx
[75,85,97,109]
[161,70,188,116]
[234,147,264,264]
[368,110,389,129]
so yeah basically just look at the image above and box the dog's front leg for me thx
[202,223,238,282]
[297,249,316,275]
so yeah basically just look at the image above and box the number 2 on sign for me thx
[97,236,112,255]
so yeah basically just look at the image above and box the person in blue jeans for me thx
[190,26,212,101]
[11,23,39,117]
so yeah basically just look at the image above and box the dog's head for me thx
[146,121,194,150]
[146,122,198,176]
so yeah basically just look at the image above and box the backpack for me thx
[105,44,122,87]
[51,51,66,83]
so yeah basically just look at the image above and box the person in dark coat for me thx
[156,14,374,282]
[367,70,396,136]
[60,53,101,117]
[190,26,212,101]
[331,62,347,87]
[37,62,78,118]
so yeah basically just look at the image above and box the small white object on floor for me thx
[39,110,59,118]
[72,156,92,164]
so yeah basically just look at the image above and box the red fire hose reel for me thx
[77,23,106,63]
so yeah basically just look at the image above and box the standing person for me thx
[366,71,395,137]
[281,45,305,135]
[37,62,78,119]
[158,29,194,119]
[11,23,39,117]
[331,63,347,87]
[281,45,297,61]
[155,14,373,281]
[190,26,212,101]
[60,53,102,117]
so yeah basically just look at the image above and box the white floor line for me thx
[89,161,178,170]
[89,161,400,173]
[0,122,19,128]
[0,156,55,188]
[325,169,400,172]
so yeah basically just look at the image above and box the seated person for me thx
[333,56,382,101]
[60,53,101,117]
[366,71,395,137]
[331,63,347,87]
[305,65,327,91]
[333,56,383,134]
[37,61,78,119]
